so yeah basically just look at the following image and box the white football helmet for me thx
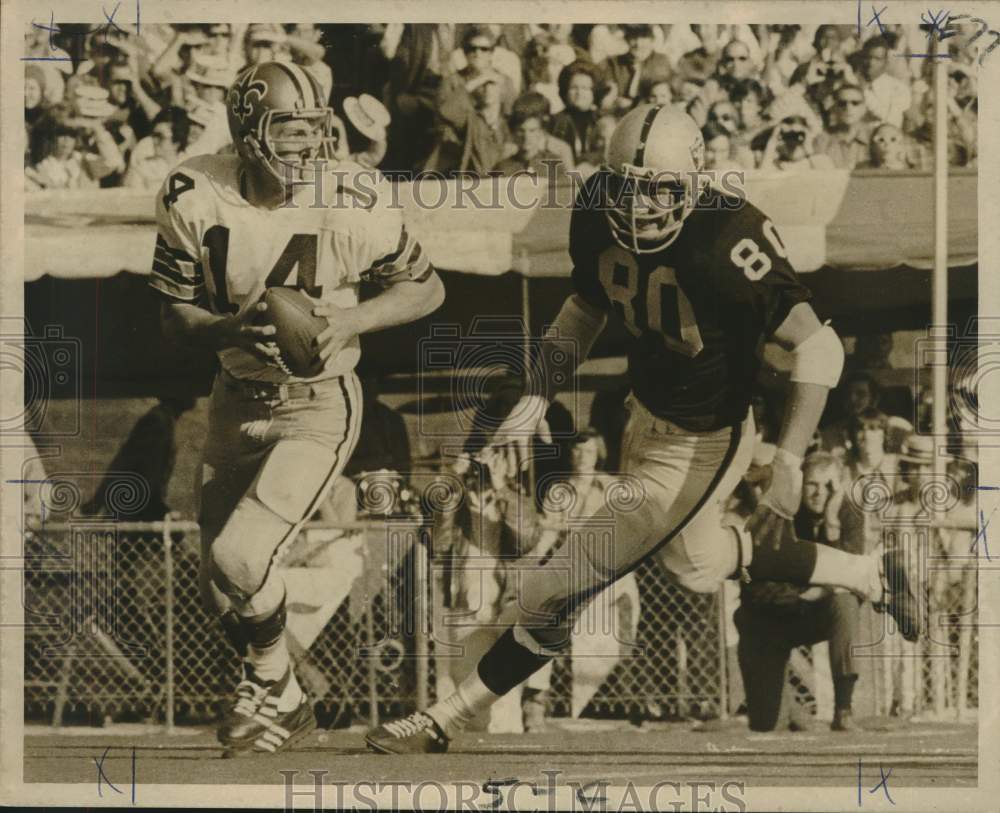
[603,105,707,254]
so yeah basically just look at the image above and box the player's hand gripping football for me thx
[312,301,360,363]
[212,301,284,366]
[745,449,803,550]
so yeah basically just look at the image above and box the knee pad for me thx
[237,590,287,650]
[209,497,294,601]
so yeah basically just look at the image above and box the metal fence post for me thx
[414,527,430,711]
[163,518,175,734]
[717,587,729,720]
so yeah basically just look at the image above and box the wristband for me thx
[773,447,802,469]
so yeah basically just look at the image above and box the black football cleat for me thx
[875,546,922,643]
[218,665,316,757]
[365,711,450,754]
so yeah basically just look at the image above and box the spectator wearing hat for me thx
[286,24,333,102]
[494,94,570,181]
[549,60,604,170]
[179,55,234,157]
[343,94,391,168]
[856,36,911,128]
[25,64,58,168]
[124,106,190,190]
[598,24,672,112]
[244,24,290,67]
[30,84,126,189]
[813,83,872,170]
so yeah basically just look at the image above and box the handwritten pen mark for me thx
[868,5,890,35]
[920,8,956,40]
[858,758,895,806]
[870,763,895,805]
[93,747,123,797]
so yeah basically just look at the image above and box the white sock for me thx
[275,669,304,712]
[810,546,882,600]
[426,670,501,739]
[247,634,290,683]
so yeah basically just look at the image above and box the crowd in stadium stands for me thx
[25,22,979,190]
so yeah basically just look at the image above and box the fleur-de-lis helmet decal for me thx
[229,66,268,126]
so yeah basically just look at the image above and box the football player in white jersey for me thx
[150,61,444,756]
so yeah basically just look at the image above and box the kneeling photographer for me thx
[735,452,866,731]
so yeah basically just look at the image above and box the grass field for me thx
[24,718,976,790]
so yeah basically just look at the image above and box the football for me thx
[257,287,329,378]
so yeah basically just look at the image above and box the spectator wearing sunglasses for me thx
[123,106,190,190]
[813,84,872,169]
[453,27,516,113]
[598,24,672,112]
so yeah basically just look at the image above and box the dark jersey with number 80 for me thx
[570,172,812,432]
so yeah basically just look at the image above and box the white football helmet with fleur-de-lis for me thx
[603,104,708,254]
[226,62,339,185]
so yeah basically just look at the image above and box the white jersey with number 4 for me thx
[149,154,430,382]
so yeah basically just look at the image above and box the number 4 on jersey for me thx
[202,227,323,313]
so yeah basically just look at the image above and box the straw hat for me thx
[187,55,234,89]
[72,84,117,118]
[246,23,287,46]
[343,94,391,141]
[898,433,936,465]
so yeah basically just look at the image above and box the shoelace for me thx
[232,679,269,717]
[384,712,435,739]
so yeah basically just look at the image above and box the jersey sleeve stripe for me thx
[149,271,204,302]
[151,258,200,285]
[154,234,195,263]
[370,226,409,270]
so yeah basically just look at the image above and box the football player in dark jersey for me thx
[366,105,919,754]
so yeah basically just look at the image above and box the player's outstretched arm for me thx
[160,301,283,365]
[748,302,844,542]
[488,293,608,450]
[312,271,445,363]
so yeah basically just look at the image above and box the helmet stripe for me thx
[634,104,665,168]
[273,61,310,108]
[289,63,320,107]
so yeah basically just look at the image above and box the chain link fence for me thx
[23,521,978,729]
[23,519,432,729]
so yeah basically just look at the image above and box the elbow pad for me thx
[789,324,844,388]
